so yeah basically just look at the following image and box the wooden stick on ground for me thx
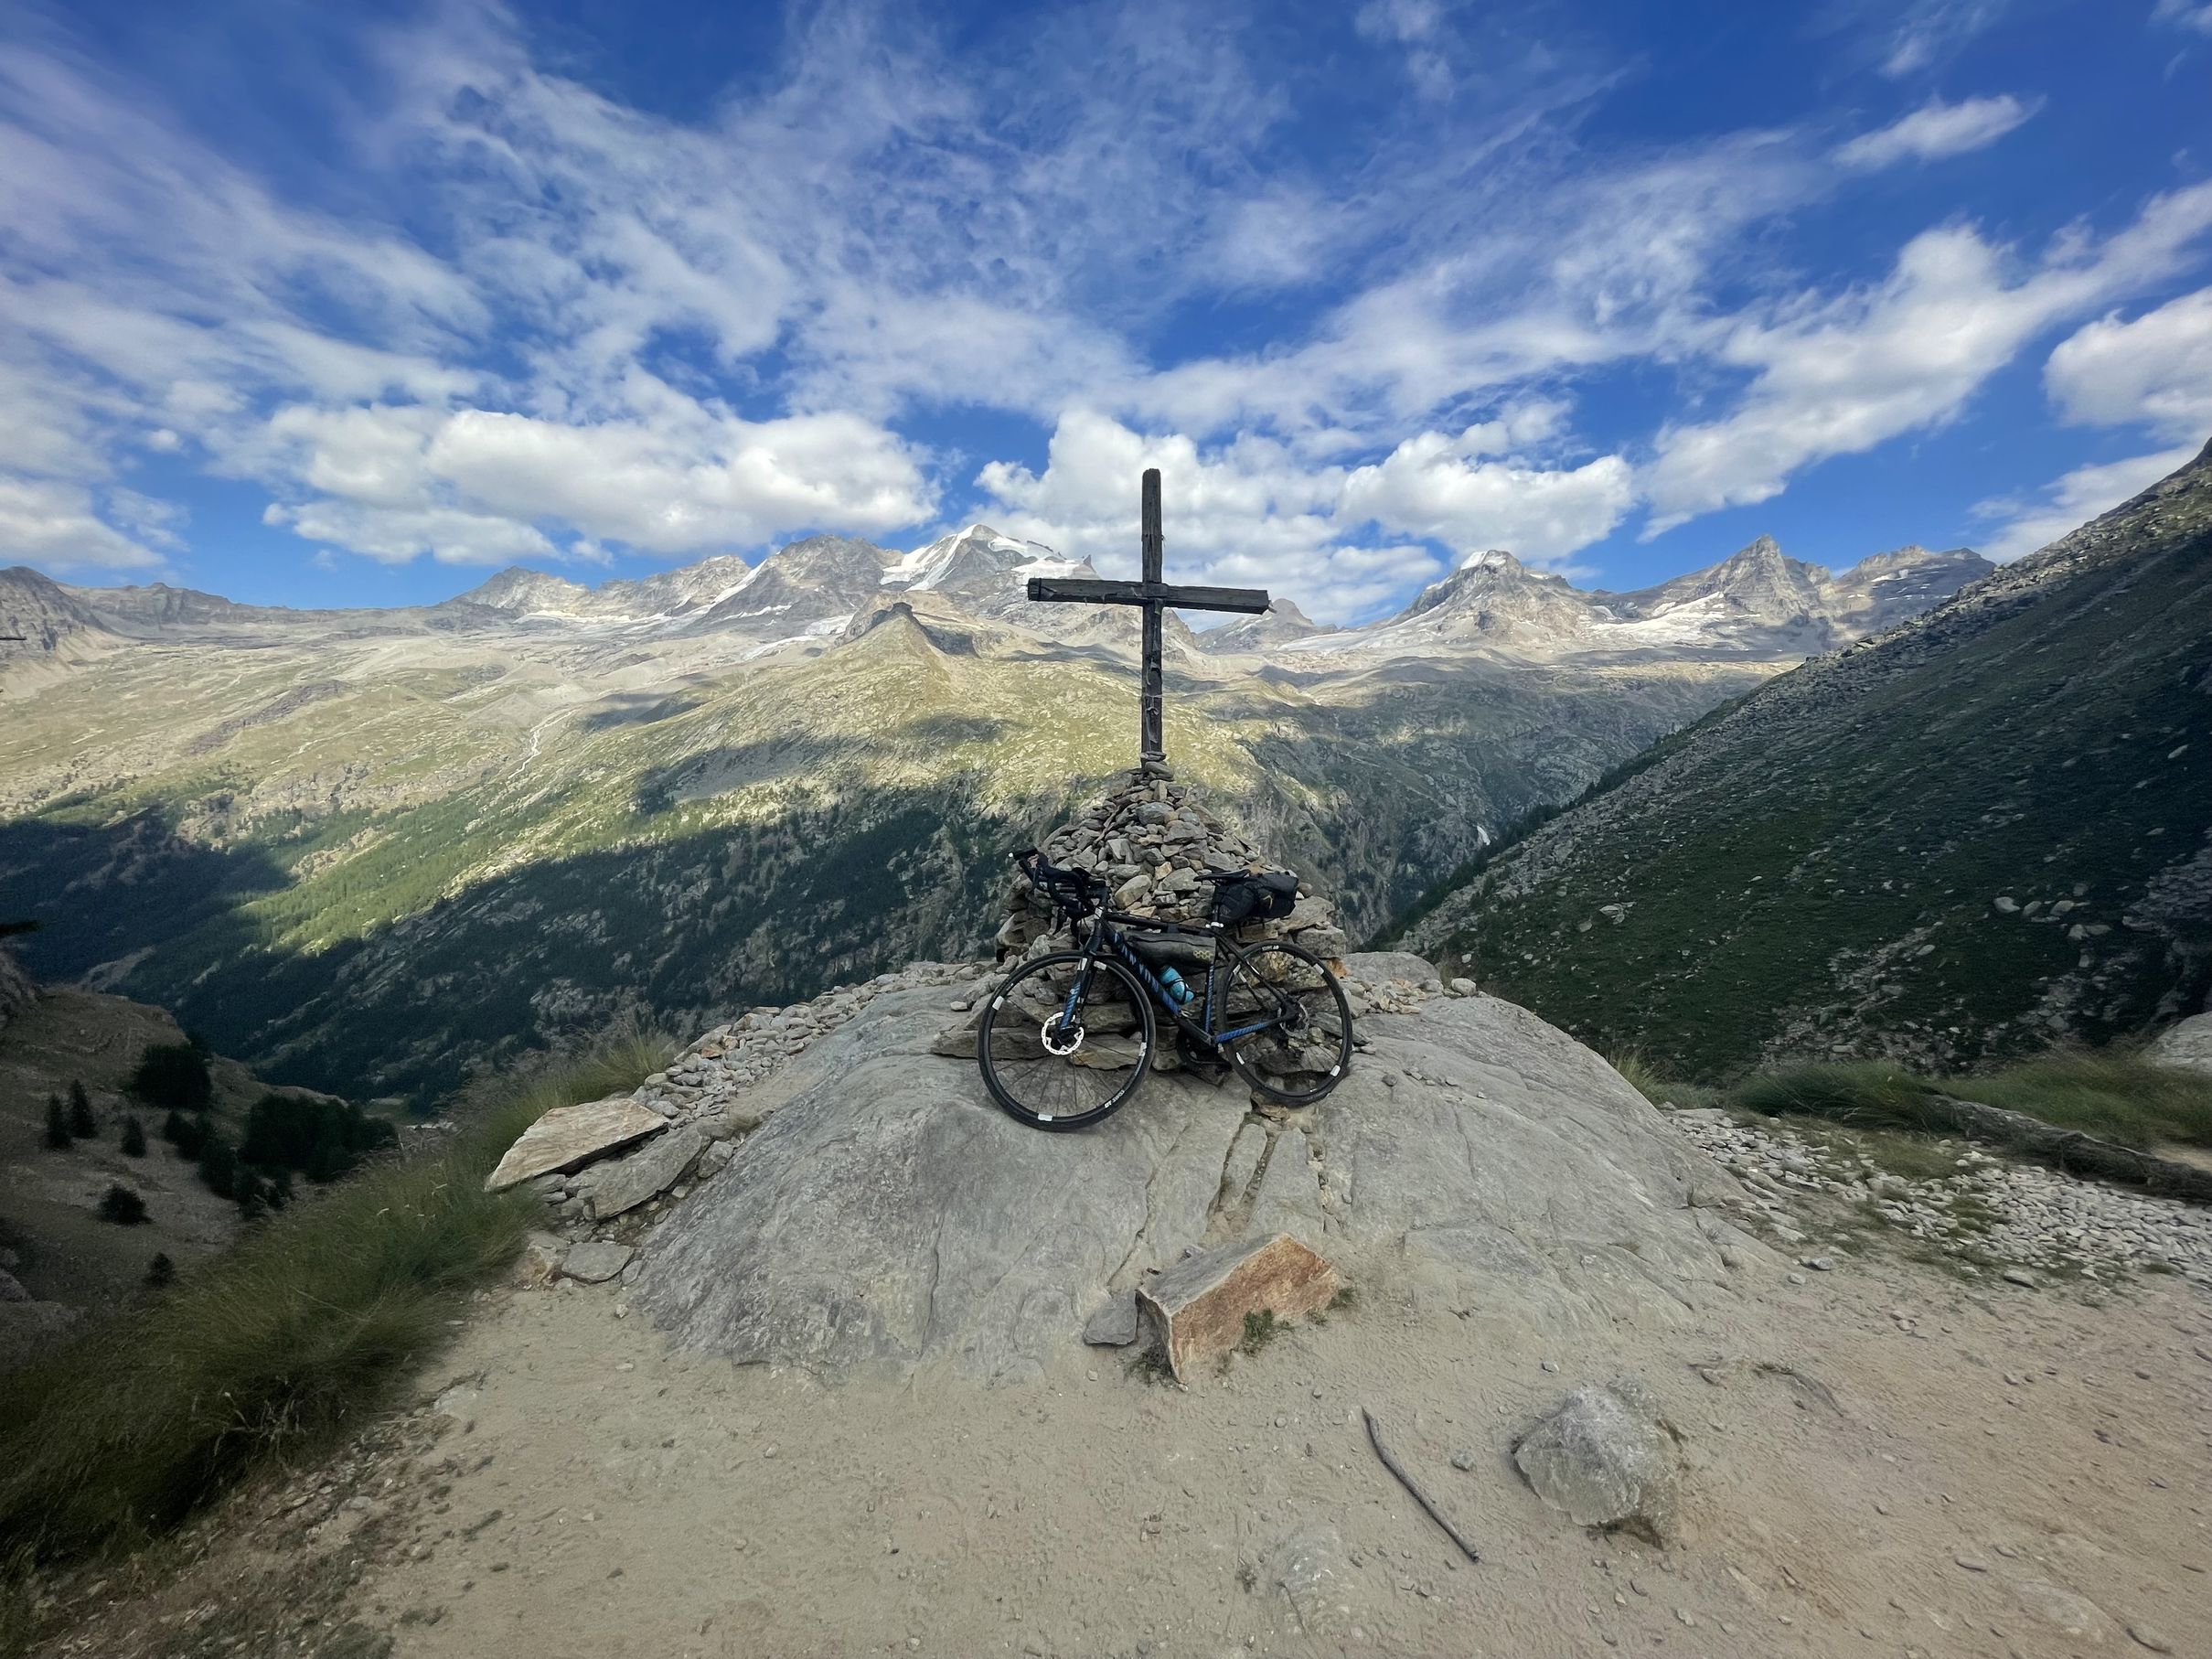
[1362,1407,1481,1564]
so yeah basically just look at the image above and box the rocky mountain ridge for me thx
[6,527,1987,669]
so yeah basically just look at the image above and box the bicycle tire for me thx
[977,951,1157,1131]
[1218,940,1355,1105]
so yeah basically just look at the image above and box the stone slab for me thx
[1136,1232,1341,1383]
[486,1096,668,1192]
[563,1240,635,1283]
[587,1126,705,1219]
[1082,1289,1139,1346]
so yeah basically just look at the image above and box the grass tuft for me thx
[1944,1052,2212,1151]
[0,1030,670,1569]
[1608,1050,1720,1109]
[1728,1054,2212,1152]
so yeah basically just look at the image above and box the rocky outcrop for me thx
[628,958,1753,1381]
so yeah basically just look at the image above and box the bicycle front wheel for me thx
[977,951,1157,1131]
[1219,941,1354,1105]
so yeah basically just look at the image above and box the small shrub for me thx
[195,1134,237,1201]
[1238,1309,1280,1356]
[97,1187,148,1226]
[42,1097,69,1151]
[120,1117,147,1158]
[67,1082,95,1140]
[144,1254,175,1289]
[126,1043,212,1116]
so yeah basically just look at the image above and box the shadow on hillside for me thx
[578,692,703,732]
[0,810,290,988]
[2,774,1098,1110]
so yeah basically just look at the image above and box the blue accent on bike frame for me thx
[1109,933,1178,1011]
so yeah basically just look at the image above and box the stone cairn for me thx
[991,767,1350,964]
[930,768,1353,1086]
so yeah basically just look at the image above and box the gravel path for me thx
[1665,1104,2212,1288]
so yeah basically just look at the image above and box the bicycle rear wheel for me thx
[977,951,1156,1131]
[1219,940,1354,1105]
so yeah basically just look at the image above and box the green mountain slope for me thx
[1400,440,2212,1080]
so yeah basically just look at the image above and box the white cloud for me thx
[978,410,1435,622]
[1835,94,2035,169]
[975,408,1626,620]
[1972,444,2198,561]
[2045,287,2212,439]
[254,401,935,562]
[1340,431,1635,562]
[262,499,555,568]
[0,0,2198,610]
[1642,184,2212,530]
[2153,0,2212,36]
[1872,1,2011,79]
[0,475,165,573]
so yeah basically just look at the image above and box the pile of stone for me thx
[1665,1105,2212,1285]
[989,767,1350,965]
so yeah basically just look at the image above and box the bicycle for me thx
[975,848,1356,1131]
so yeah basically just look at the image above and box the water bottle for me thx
[1159,967,1195,1008]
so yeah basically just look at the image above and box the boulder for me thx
[2147,1011,2212,1074]
[1512,1376,1683,1544]
[588,1126,706,1219]
[486,1096,668,1192]
[1136,1232,1341,1382]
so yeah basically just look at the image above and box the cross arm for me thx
[1024,576,1271,615]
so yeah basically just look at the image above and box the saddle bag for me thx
[1213,871,1300,926]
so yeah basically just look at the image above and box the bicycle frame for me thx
[1054,906,1284,1049]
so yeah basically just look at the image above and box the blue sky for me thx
[2,0,2209,623]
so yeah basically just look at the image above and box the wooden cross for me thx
[1025,468,1269,768]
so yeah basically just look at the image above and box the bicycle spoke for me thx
[978,951,1155,1129]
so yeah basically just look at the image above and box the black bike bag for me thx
[1213,871,1299,926]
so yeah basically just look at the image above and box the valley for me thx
[1,527,1988,1105]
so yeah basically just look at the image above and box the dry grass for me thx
[0,1031,670,1573]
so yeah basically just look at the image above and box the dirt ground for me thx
[26,1222,2211,1659]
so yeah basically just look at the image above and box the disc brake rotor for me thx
[1041,1018,1085,1057]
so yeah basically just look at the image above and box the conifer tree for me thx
[68,1079,96,1140]
[44,1095,70,1150]
[145,1252,175,1289]
[99,1184,148,1226]
[121,1115,148,1157]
